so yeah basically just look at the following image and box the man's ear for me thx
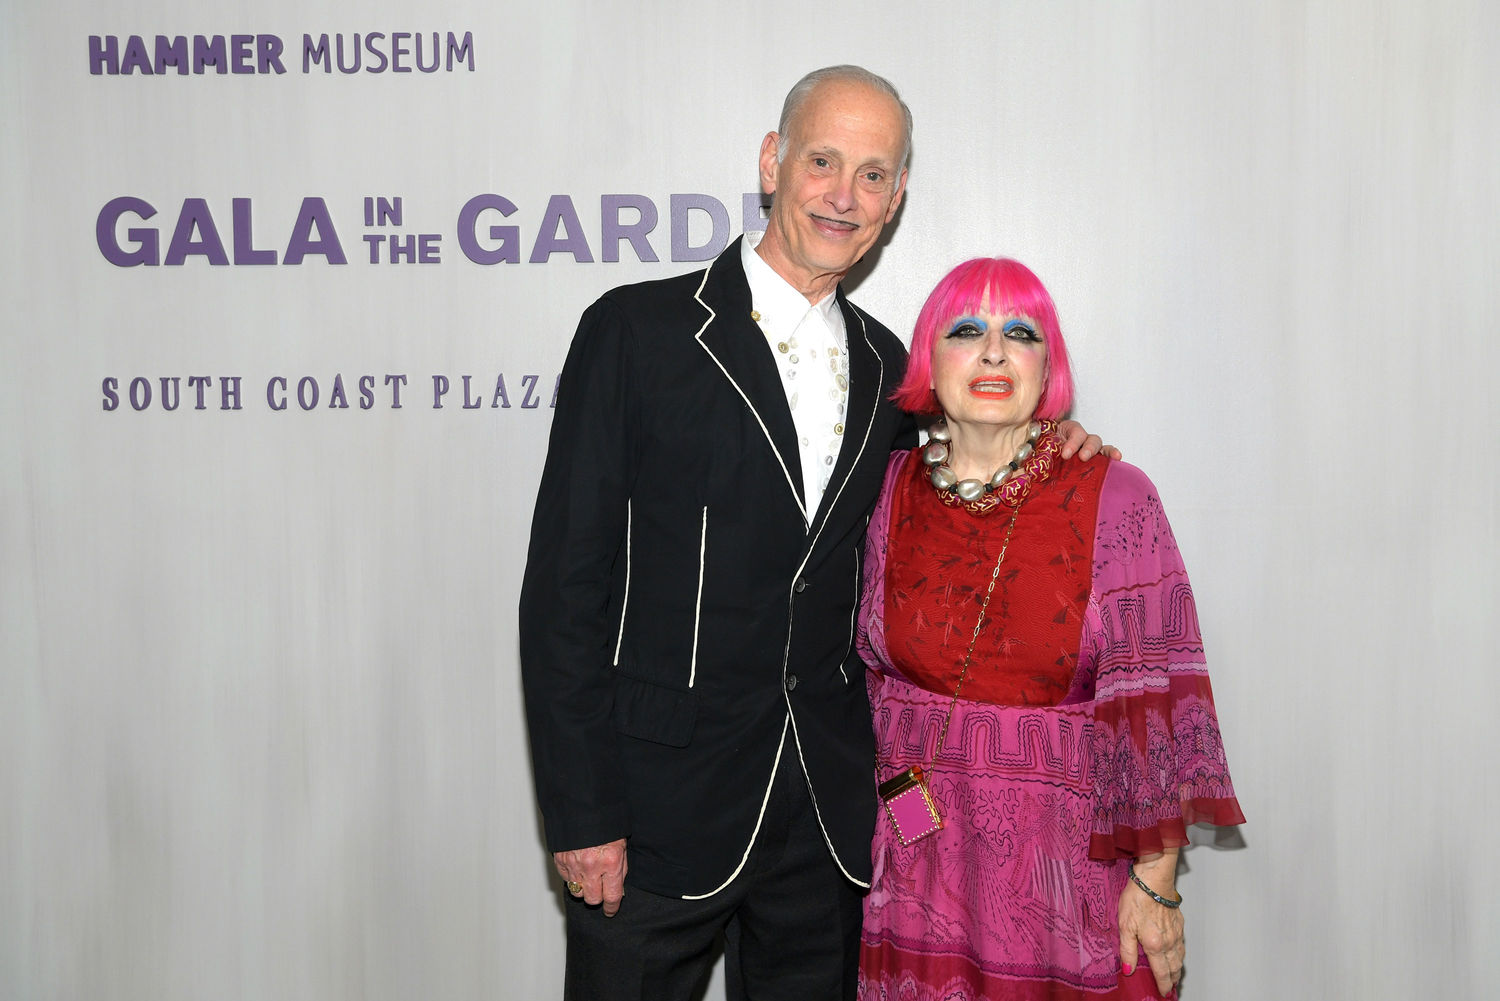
[885,167,909,221]
[758,132,781,194]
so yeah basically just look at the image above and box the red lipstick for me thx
[968,376,1014,399]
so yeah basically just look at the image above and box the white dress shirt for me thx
[740,233,850,523]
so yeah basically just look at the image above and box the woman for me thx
[856,258,1243,1000]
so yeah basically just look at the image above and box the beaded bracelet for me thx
[1128,864,1182,909]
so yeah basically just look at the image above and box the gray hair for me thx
[776,65,913,173]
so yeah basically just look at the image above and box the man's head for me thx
[776,65,913,173]
[756,66,911,301]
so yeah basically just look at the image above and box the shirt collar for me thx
[741,231,842,331]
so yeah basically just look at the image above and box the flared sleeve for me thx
[1083,461,1244,860]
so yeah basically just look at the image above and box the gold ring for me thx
[566,880,583,894]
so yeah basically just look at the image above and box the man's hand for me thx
[1056,419,1122,462]
[554,839,628,917]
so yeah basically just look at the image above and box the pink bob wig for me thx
[892,257,1075,420]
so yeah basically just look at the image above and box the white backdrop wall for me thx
[4,1,1496,998]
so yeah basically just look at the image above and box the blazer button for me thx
[794,578,808,593]
[785,675,798,692]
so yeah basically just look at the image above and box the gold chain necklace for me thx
[930,501,1022,760]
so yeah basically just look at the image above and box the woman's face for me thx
[929,298,1048,434]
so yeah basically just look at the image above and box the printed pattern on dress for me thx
[857,454,1241,999]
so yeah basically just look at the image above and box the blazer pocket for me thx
[612,673,699,748]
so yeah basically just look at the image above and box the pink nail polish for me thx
[1122,963,1134,976]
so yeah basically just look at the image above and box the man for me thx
[520,66,1101,1000]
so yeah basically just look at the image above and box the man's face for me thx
[756,80,908,297]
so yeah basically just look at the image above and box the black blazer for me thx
[519,239,912,897]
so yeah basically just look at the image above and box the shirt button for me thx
[785,675,799,692]
[794,578,808,593]
[834,422,844,435]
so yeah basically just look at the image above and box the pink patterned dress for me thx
[856,446,1243,1001]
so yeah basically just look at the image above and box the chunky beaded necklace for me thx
[922,418,1061,514]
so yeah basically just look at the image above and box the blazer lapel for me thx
[693,239,808,524]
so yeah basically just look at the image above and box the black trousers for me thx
[563,742,865,1001]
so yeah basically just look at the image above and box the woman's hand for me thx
[1119,850,1183,996]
